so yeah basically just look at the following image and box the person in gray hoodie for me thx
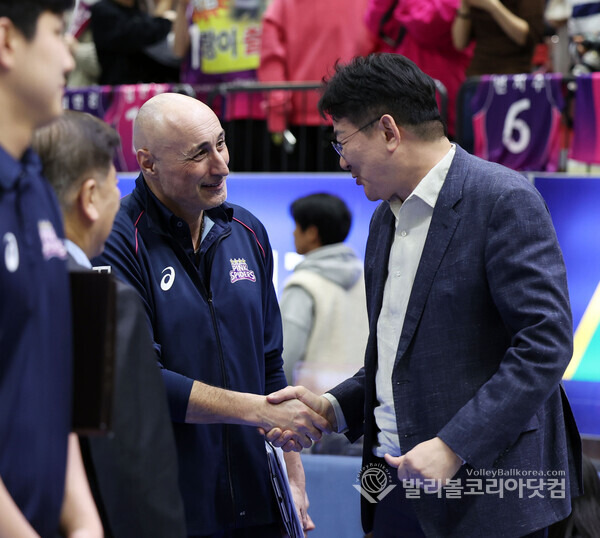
[280,193,369,400]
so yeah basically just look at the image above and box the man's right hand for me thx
[184,380,332,450]
[262,386,337,451]
[257,390,332,450]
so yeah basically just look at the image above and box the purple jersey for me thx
[569,73,600,164]
[472,73,564,172]
[103,83,172,172]
[63,86,113,119]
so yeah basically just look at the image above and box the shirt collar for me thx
[65,239,92,268]
[0,145,43,191]
[388,144,456,220]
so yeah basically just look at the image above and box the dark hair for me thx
[548,455,600,538]
[318,53,445,140]
[0,0,74,40]
[32,110,120,208]
[290,193,352,246]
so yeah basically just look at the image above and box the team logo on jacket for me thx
[229,258,256,284]
[38,220,67,261]
[160,266,176,291]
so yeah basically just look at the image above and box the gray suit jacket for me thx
[329,145,582,537]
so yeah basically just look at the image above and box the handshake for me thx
[258,386,337,452]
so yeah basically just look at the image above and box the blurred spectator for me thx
[65,0,101,87]
[548,454,600,538]
[172,0,267,170]
[544,0,571,75]
[365,0,472,138]
[172,0,265,87]
[452,0,546,76]
[568,0,600,37]
[280,193,367,456]
[280,194,368,392]
[258,0,375,171]
[567,0,600,74]
[545,1,600,75]
[91,0,179,84]
[0,2,101,536]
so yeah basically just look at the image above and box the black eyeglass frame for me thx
[331,117,380,158]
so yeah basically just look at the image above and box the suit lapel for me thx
[369,204,396,331]
[363,202,396,390]
[395,147,469,363]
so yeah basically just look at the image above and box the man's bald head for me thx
[133,92,229,225]
[133,93,217,153]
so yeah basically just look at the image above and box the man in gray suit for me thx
[267,53,582,537]
[32,109,188,538]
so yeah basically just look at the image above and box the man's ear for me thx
[0,17,20,70]
[77,178,100,223]
[305,225,322,248]
[380,114,401,151]
[137,148,155,176]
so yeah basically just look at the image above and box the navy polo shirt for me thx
[0,145,72,536]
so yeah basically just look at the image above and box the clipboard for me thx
[265,440,304,538]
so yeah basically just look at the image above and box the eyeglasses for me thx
[331,117,380,158]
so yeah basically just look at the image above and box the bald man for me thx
[93,93,323,537]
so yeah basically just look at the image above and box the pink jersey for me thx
[103,83,172,172]
[364,0,472,138]
[569,73,600,165]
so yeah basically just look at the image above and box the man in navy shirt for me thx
[0,1,102,536]
[95,92,327,537]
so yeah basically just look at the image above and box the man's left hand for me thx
[288,483,315,536]
[384,437,463,488]
[284,450,316,536]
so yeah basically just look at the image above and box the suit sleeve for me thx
[437,184,573,469]
[328,368,367,442]
[328,202,388,441]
